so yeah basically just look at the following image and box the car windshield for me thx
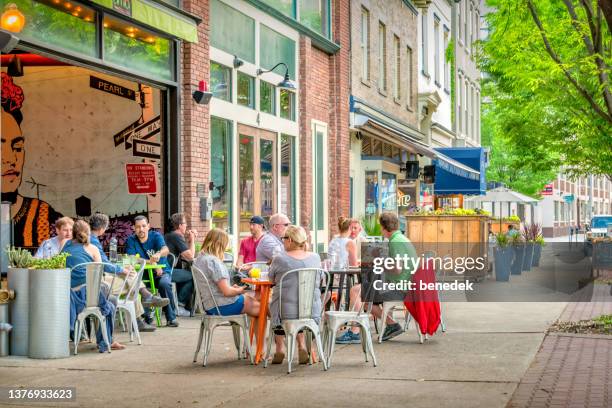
[592,216,612,229]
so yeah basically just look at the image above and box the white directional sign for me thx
[133,139,161,159]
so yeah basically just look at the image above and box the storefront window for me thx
[211,117,232,233]
[260,0,294,17]
[281,135,296,222]
[365,171,379,215]
[210,0,255,63]
[299,0,329,38]
[237,72,255,108]
[260,24,296,80]
[211,62,232,102]
[239,135,255,230]
[381,172,397,212]
[6,0,96,57]
[103,15,173,80]
[280,89,296,121]
[260,139,274,219]
[260,81,276,115]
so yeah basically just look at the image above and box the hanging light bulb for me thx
[1,3,26,33]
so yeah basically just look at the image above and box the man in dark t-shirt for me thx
[164,213,198,316]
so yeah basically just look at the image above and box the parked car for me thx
[584,214,612,256]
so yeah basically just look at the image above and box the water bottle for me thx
[109,237,118,263]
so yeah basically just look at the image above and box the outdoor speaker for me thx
[423,165,436,184]
[405,161,420,180]
[193,90,213,105]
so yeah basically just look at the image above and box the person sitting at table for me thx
[268,225,322,365]
[125,215,178,327]
[256,213,290,263]
[349,218,367,259]
[328,217,358,268]
[237,215,266,269]
[34,217,74,258]
[164,212,198,317]
[90,213,166,332]
[336,212,418,344]
[63,220,126,352]
[193,228,260,317]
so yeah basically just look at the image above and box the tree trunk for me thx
[600,0,612,34]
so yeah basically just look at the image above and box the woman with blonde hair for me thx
[193,228,259,317]
[327,217,358,268]
[268,225,323,364]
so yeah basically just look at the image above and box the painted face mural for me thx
[1,72,62,247]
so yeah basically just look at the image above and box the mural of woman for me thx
[1,72,62,247]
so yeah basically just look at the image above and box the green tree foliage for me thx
[479,0,612,184]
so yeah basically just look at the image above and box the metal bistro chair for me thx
[114,258,146,345]
[72,262,117,355]
[322,282,377,368]
[263,268,330,374]
[191,264,253,367]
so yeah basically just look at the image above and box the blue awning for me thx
[433,147,488,195]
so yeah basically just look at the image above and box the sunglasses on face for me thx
[282,236,290,240]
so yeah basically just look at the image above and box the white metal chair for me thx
[114,258,146,345]
[263,268,330,374]
[191,264,253,367]
[322,284,377,368]
[72,262,117,355]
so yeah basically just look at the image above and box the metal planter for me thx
[532,244,542,267]
[511,245,525,275]
[494,246,512,281]
[28,268,71,359]
[8,268,29,356]
[522,243,534,272]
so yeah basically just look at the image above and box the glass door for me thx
[237,124,277,234]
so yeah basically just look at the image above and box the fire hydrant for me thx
[0,289,15,357]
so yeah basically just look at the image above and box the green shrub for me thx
[5,246,34,268]
[31,253,69,270]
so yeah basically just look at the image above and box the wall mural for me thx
[0,63,162,248]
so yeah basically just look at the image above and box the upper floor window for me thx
[261,0,331,38]
[393,34,401,100]
[211,61,232,102]
[433,15,440,86]
[458,0,462,41]
[378,22,387,92]
[421,12,428,75]
[407,46,414,109]
[211,0,255,63]
[443,26,450,91]
[361,7,370,81]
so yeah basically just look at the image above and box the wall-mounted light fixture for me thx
[256,62,296,90]
[1,3,25,33]
[192,80,212,105]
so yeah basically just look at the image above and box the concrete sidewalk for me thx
[0,302,565,408]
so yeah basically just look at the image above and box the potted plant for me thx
[28,252,71,359]
[521,224,535,272]
[510,233,525,275]
[532,234,545,267]
[361,214,382,237]
[493,233,512,281]
[5,246,34,356]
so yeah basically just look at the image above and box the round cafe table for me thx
[241,277,273,364]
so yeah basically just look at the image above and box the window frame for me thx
[361,7,370,82]
[421,12,428,77]
[407,45,414,110]
[378,21,387,93]
[433,14,441,87]
[393,34,401,101]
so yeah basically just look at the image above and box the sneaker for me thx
[335,331,361,344]
[142,295,169,308]
[381,323,404,342]
[177,305,191,317]
[142,314,154,325]
[167,320,179,327]
[137,319,156,332]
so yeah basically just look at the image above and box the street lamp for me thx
[256,62,296,90]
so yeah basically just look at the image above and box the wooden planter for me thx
[406,215,491,280]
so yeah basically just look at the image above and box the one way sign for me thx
[133,139,161,159]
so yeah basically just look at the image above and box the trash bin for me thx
[8,268,29,356]
[28,268,71,359]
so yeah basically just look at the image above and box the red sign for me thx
[542,183,553,196]
[125,163,157,194]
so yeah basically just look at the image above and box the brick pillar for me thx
[299,36,313,232]
[329,0,351,233]
[181,0,209,234]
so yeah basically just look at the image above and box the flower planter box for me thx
[406,215,491,280]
